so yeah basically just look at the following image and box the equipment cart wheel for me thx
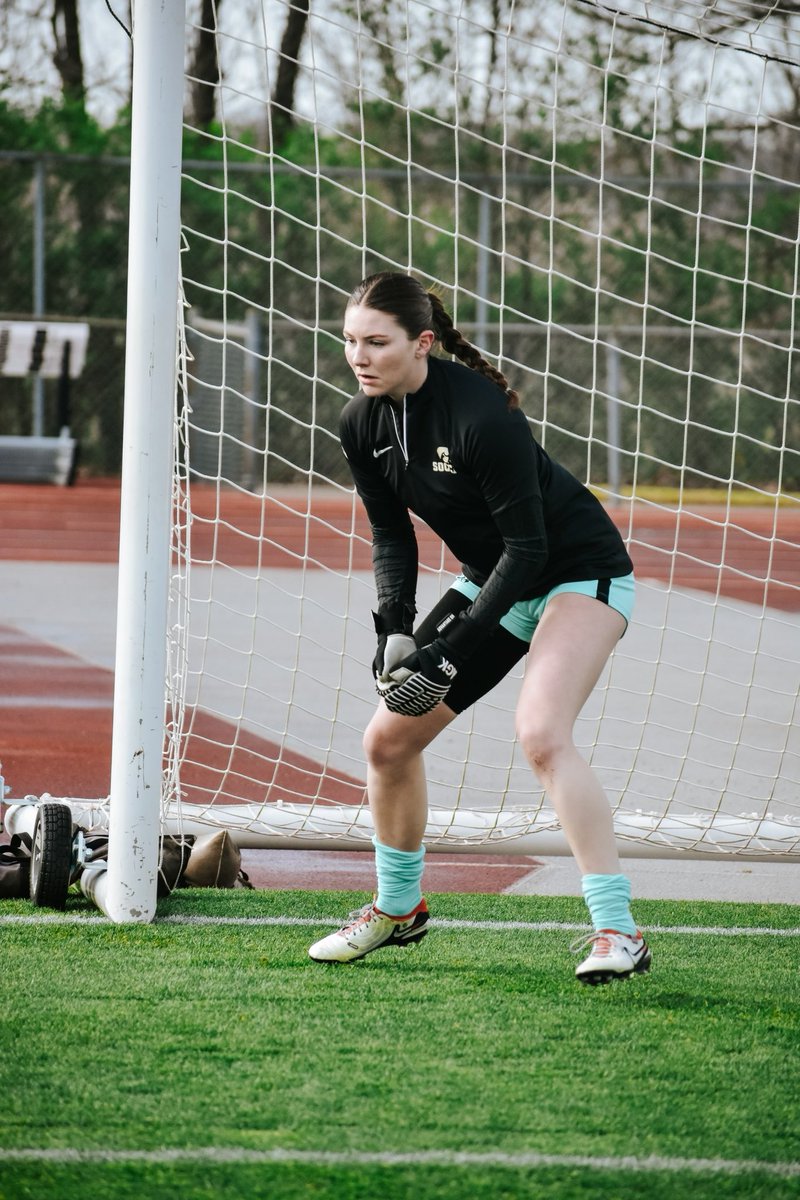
[29,802,73,910]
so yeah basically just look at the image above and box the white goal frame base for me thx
[4,798,799,864]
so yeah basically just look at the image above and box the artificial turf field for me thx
[1,887,798,1200]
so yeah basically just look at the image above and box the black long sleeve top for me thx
[339,355,633,650]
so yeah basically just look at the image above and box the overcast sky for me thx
[1,1,796,140]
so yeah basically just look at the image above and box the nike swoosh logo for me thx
[373,446,392,458]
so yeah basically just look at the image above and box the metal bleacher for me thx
[0,429,78,486]
[0,321,88,485]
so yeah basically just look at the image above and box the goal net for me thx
[152,0,799,861]
[34,0,795,888]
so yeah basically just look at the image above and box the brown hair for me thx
[347,272,520,409]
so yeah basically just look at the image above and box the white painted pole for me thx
[92,0,186,922]
[32,158,46,438]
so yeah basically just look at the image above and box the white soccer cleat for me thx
[573,929,652,986]
[308,898,429,963]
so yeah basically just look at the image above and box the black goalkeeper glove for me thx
[382,636,461,717]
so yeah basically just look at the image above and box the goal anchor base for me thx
[5,797,800,867]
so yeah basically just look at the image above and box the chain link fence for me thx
[2,152,797,491]
[184,315,799,494]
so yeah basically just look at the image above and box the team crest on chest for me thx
[432,446,456,474]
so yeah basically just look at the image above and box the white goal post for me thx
[10,0,799,922]
[83,0,186,921]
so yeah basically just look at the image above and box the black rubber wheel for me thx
[29,803,74,910]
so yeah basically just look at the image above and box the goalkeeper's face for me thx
[344,305,434,401]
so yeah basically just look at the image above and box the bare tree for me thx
[189,0,223,128]
[270,0,311,148]
[52,0,85,108]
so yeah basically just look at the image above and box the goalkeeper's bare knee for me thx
[363,704,453,766]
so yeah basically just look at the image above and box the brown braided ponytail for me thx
[347,272,520,410]
[427,291,520,409]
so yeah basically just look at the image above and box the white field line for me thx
[0,1147,798,1178]
[0,913,799,936]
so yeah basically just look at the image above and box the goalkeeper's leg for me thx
[308,594,532,963]
[363,702,456,850]
[514,591,650,984]
[307,702,455,963]
[515,593,626,874]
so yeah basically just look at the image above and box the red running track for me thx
[2,482,799,609]
[0,619,542,893]
[1,482,798,892]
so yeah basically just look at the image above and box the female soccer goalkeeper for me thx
[308,271,651,985]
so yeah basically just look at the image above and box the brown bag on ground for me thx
[181,829,243,888]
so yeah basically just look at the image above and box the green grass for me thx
[1,889,799,1200]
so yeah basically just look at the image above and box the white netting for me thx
[161,0,800,856]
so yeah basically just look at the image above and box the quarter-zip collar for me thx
[389,395,409,464]
[378,361,437,465]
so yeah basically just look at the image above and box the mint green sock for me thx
[581,873,637,935]
[373,837,425,917]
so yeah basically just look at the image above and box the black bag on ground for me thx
[0,834,32,899]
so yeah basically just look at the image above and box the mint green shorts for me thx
[451,571,635,644]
